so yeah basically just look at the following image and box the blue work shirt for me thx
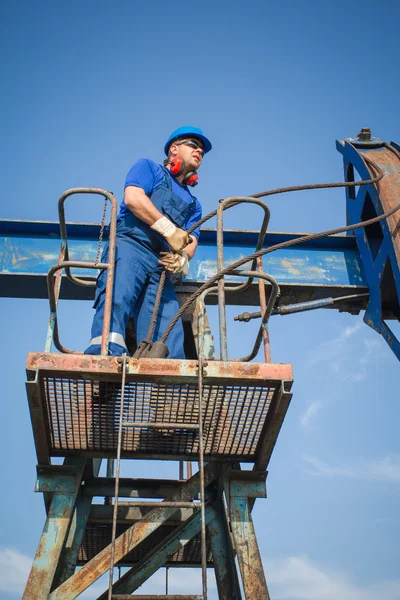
[118,158,202,240]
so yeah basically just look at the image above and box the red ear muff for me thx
[169,157,185,177]
[183,172,199,187]
[168,158,199,187]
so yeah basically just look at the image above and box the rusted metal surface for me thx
[208,505,242,599]
[87,504,196,524]
[366,144,400,266]
[229,473,267,499]
[52,493,92,587]
[100,507,216,599]
[48,188,118,355]
[26,354,293,464]
[193,294,217,360]
[25,374,51,465]
[336,139,400,359]
[47,261,107,354]
[23,459,86,599]
[45,245,65,352]
[230,495,270,600]
[83,477,182,499]
[26,353,293,382]
[48,466,217,600]
[121,421,199,430]
[257,256,271,362]
[255,382,293,471]
[78,520,213,567]
[231,270,280,362]
[111,596,203,599]
[108,353,128,600]
[197,357,207,599]
[216,197,271,361]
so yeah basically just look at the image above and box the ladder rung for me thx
[121,421,199,430]
[113,501,201,508]
[112,596,203,599]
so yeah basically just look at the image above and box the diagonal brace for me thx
[98,505,217,599]
[48,464,217,600]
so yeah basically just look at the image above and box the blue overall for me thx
[85,167,196,358]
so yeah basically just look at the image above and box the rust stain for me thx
[366,147,400,266]
[27,353,293,385]
[281,259,301,275]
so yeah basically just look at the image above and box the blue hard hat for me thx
[164,126,212,155]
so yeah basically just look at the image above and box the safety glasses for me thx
[177,139,205,156]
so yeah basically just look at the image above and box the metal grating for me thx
[78,522,213,567]
[42,377,276,459]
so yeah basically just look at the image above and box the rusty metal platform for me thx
[78,521,212,568]
[26,353,293,465]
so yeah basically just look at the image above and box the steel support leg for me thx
[52,493,92,588]
[208,505,242,600]
[22,459,86,600]
[230,496,270,600]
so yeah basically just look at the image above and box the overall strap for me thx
[160,165,173,190]
[159,165,196,204]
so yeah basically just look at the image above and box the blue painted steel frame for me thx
[0,219,367,304]
[337,140,400,359]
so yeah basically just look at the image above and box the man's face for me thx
[170,137,205,171]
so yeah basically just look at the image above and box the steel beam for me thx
[111,596,203,599]
[88,504,195,524]
[26,374,51,466]
[255,382,293,471]
[83,477,183,499]
[0,220,369,308]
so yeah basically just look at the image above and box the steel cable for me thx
[159,155,397,345]
[185,153,383,235]
[145,269,167,343]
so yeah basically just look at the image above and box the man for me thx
[85,126,212,359]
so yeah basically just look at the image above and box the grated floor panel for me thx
[26,354,293,463]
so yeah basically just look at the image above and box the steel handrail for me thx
[229,270,280,362]
[217,197,270,360]
[47,188,118,355]
[58,188,117,287]
[196,272,280,363]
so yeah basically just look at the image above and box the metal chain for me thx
[95,195,109,266]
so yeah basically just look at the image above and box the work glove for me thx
[159,251,189,275]
[151,216,192,252]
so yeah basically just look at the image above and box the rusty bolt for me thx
[357,127,371,141]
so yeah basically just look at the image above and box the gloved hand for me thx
[151,216,192,252]
[159,251,189,275]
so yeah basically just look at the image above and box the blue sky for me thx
[1,1,400,598]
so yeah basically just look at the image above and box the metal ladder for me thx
[108,353,208,600]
